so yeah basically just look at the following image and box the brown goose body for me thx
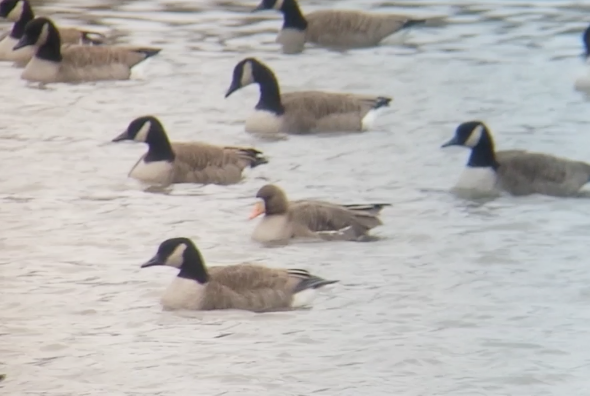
[250,184,389,243]
[0,0,106,66]
[495,150,590,196]
[442,121,590,197]
[22,43,160,83]
[225,58,391,135]
[15,17,159,84]
[113,116,268,188]
[253,0,426,54]
[142,238,338,312]
[130,142,267,186]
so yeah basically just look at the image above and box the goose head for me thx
[142,238,209,282]
[0,0,28,22]
[250,184,289,219]
[441,121,491,149]
[112,116,166,144]
[225,57,272,98]
[13,17,58,51]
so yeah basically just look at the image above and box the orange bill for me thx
[248,201,265,220]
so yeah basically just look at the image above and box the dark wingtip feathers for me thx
[374,97,392,110]
[238,148,269,168]
[342,203,391,213]
[136,48,162,59]
[294,278,339,293]
[401,18,428,30]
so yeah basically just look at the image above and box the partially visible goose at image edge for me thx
[112,115,268,188]
[141,237,339,312]
[13,17,160,84]
[249,184,389,243]
[252,0,436,54]
[574,23,590,92]
[225,57,392,136]
[441,121,590,197]
[0,0,106,66]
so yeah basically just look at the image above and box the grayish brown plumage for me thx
[249,184,389,243]
[225,57,392,136]
[112,115,268,187]
[442,121,590,197]
[253,0,428,54]
[14,17,159,83]
[141,237,338,312]
[0,0,106,66]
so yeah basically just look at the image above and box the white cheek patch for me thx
[166,245,186,269]
[37,24,49,46]
[7,1,24,21]
[273,0,284,10]
[135,121,151,142]
[464,124,483,148]
[240,61,254,86]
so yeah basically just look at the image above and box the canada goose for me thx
[249,184,389,243]
[13,17,160,84]
[441,121,590,197]
[112,115,268,187]
[225,58,392,136]
[252,0,427,54]
[0,0,105,66]
[142,237,338,312]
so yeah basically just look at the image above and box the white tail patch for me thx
[131,57,153,80]
[291,288,318,308]
[454,167,498,193]
[361,108,385,131]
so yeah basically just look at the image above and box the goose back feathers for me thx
[0,0,105,65]
[14,17,159,83]
[113,116,268,187]
[225,58,391,135]
[142,238,338,312]
[253,0,426,54]
[250,184,389,242]
[442,121,590,197]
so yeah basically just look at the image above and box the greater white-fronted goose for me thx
[442,121,590,197]
[249,184,389,243]
[252,0,427,54]
[13,17,159,84]
[225,57,392,136]
[141,237,338,312]
[0,0,105,66]
[112,115,268,187]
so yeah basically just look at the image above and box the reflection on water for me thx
[2,0,590,395]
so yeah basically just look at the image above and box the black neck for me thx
[280,0,307,30]
[35,26,63,62]
[177,248,210,284]
[467,134,499,170]
[255,67,285,115]
[144,129,176,163]
[9,1,34,39]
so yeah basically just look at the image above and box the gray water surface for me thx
[2,0,590,395]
